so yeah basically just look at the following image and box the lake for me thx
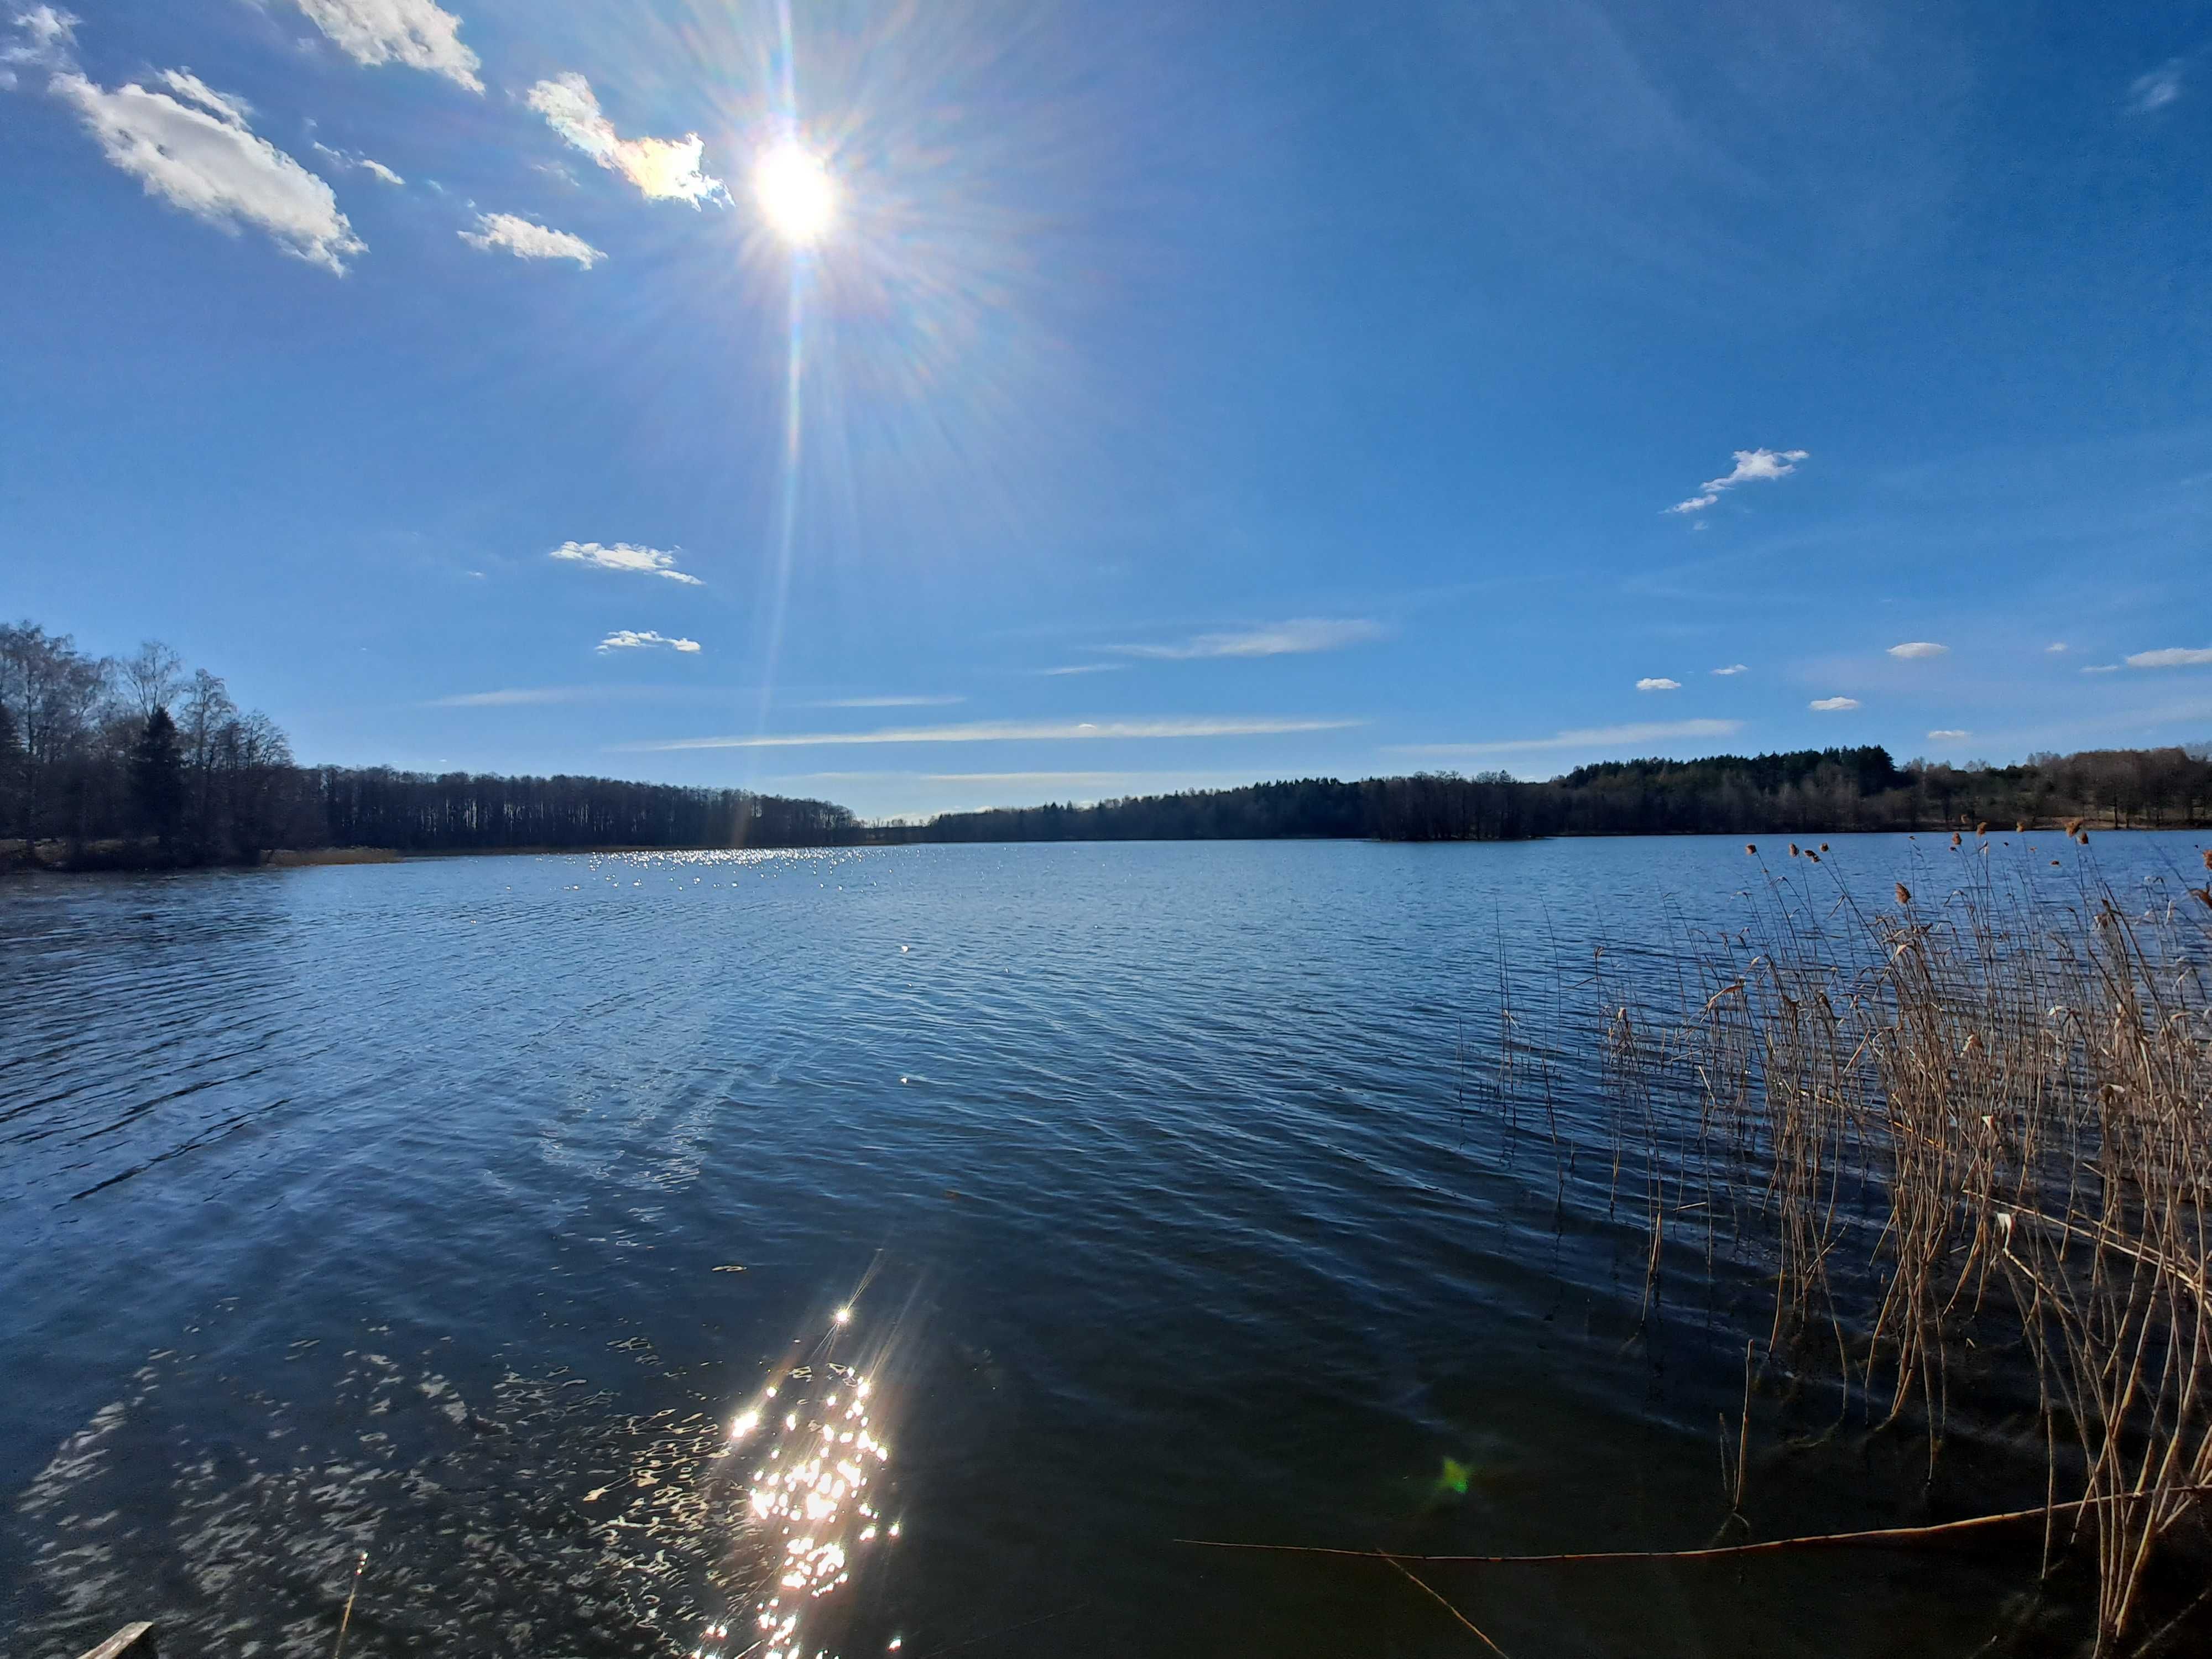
[6,833,2208,1657]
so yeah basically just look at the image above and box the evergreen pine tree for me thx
[129,706,185,851]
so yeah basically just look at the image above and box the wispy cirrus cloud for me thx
[1712,664,1749,676]
[1635,677,1681,692]
[2131,60,2184,112]
[1667,447,1809,515]
[287,0,481,91]
[2126,645,2212,669]
[599,629,699,654]
[2083,664,2121,675]
[462,212,603,268]
[1887,640,1948,659]
[525,74,723,205]
[1391,718,1741,758]
[1809,696,1861,711]
[1112,618,1386,660]
[807,695,965,709]
[625,716,1360,752]
[311,142,403,186]
[46,58,363,273]
[549,540,695,581]
[1038,662,1127,677]
[1927,729,1971,742]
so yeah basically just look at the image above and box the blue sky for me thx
[3,0,2210,820]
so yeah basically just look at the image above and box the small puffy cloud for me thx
[1809,696,1860,712]
[1668,447,1808,514]
[2125,645,2212,669]
[1887,640,1948,659]
[2082,664,2121,674]
[1927,729,1971,742]
[311,141,403,185]
[51,67,363,272]
[1113,618,1386,660]
[1635,677,1681,692]
[525,73,723,205]
[2131,60,2184,112]
[598,629,700,654]
[549,540,696,581]
[288,0,481,92]
[2045,641,2068,654]
[1712,664,1749,676]
[462,212,603,269]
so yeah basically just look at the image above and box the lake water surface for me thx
[6,834,2209,1657]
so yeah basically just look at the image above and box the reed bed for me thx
[1586,839,2212,1654]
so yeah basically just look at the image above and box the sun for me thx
[752,139,838,247]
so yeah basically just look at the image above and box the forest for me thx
[4,619,2208,869]
[0,623,854,868]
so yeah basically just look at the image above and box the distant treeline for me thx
[0,622,854,868]
[879,771,1538,844]
[888,745,2212,844]
[318,768,857,852]
[8,618,2209,870]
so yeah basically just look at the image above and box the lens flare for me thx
[753,139,837,246]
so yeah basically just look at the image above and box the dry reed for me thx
[1594,843,2212,1653]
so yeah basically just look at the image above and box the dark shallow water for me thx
[5,833,2208,1658]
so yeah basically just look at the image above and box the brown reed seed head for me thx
[1820,843,1830,852]
[1895,882,1912,905]
[1790,843,1800,857]
[2195,887,2212,909]
[2066,818,2084,835]
[1745,843,1756,855]
[1806,851,1820,862]
[1977,822,1989,836]
[2201,849,2211,871]
[1951,832,1963,847]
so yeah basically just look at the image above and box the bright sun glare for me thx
[753,139,838,247]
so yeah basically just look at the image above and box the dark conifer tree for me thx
[130,707,187,850]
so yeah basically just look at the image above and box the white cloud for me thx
[1039,663,1127,676]
[51,67,363,273]
[628,716,1361,752]
[1887,640,1948,659]
[2082,664,2121,675]
[1635,677,1681,692]
[2132,61,2184,112]
[311,142,403,186]
[1712,664,1749,676]
[1113,618,1387,660]
[1667,447,1808,514]
[429,687,591,707]
[598,629,700,654]
[1391,718,1742,757]
[288,0,481,91]
[461,212,604,268]
[1927,729,1971,742]
[2125,646,2212,669]
[809,695,965,709]
[549,540,696,581]
[3,4,75,70]
[525,73,723,205]
[2045,641,2068,654]
[1809,696,1860,711]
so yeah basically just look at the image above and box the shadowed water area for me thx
[6,834,2209,1657]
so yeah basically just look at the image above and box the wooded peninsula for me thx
[4,620,2208,870]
